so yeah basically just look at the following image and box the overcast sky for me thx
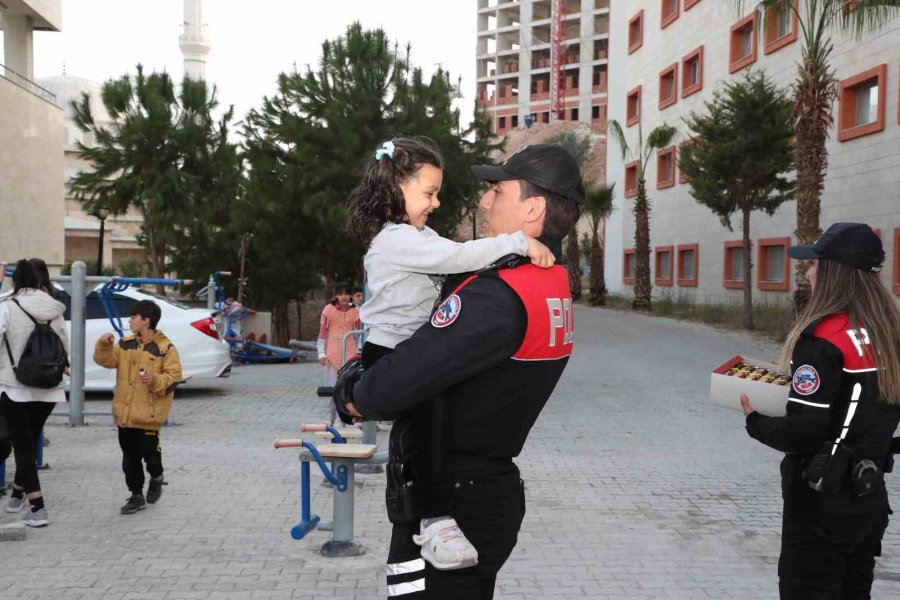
[28,0,477,127]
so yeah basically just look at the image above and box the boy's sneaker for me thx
[22,507,48,527]
[120,494,146,514]
[5,496,27,513]
[412,517,478,570]
[146,476,165,504]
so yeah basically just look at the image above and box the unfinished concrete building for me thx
[476,0,610,137]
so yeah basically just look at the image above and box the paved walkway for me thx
[2,306,900,599]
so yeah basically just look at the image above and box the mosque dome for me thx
[36,75,114,149]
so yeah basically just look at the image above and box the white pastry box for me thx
[710,355,790,417]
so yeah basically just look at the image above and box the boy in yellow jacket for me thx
[94,300,183,515]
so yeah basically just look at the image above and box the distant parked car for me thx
[53,285,231,392]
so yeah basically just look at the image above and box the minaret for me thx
[179,0,210,81]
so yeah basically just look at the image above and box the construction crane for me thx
[550,0,567,121]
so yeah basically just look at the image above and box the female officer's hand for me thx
[740,393,754,416]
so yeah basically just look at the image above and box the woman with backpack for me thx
[0,259,69,527]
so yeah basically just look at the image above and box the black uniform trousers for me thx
[779,507,889,600]
[778,456,890,600]
[0,393,54,494]
[118,427,163,495]
[385,470,525,599]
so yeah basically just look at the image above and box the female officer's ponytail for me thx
[781,258,900,404]
[346,137,443,249]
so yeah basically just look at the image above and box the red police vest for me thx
[813,313,877,373]
[498,264,574,361]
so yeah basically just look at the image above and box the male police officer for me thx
[337,144,581,599]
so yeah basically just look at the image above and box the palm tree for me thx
[582,182,615,306]
[734,0,900,310]
[608,120,678,310]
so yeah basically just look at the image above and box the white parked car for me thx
[55,285,231,392]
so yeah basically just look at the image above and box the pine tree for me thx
[679,70,794,329]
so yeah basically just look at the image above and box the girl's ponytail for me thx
[346,137,443,248]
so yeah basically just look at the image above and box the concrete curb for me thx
[0,522,26,541]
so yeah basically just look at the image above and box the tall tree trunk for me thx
[566,225,582,300]
[792,41,836,313]
[588,232,606,306]
[632,177,652,311]
[742,206,755,331]
[295,301,303,340]
[273,304,290,346]
[323,253,334,300]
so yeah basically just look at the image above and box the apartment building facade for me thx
[0,0,66,269]
[606,1,900,303]
[475,0,611,136]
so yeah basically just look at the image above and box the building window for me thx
[729,13,757,73]
[657,146,676,189]
[498,116,506,130]
[894,228,900,296]
[724,240,745,289]
[684,0,702,9]
[570,107,579,121]
[592,105,601,120]
[624,249,636,284]
[659,63,678,110]
[541,111,550,123]
[511,115,519,128]
[661,0,679,29]
[758,237,790,292]
[681,46,704,98]
[838,64,887,142]
[624,161,640,198]
[628,11,644,54]
[655,246,674,286]
[677,244,699,287]
[764,3,798,55]
[626,85,642,126]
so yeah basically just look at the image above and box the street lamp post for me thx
[91,207,110,275]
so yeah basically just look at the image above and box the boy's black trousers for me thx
[118,427,163,495]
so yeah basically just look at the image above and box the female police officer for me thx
[741,223,900,600]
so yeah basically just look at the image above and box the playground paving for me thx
[2,305,900,599]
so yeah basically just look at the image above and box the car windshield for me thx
[133,288,192,310]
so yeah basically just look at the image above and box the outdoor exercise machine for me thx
[274,422,387,557]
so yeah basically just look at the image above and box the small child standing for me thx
[345,137,554,570]
[317,283,361,426]
[94,300,183,515]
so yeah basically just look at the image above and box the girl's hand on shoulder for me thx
[526,236,555,269]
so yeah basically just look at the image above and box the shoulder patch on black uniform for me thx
[432,294,462,328]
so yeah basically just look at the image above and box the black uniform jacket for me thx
[353,237,575,478]
[746,313,900,512]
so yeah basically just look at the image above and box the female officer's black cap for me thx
[789,222,884,273]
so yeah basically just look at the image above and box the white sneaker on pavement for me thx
[412,517,478,570]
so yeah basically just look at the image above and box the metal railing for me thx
[0,63,60,107]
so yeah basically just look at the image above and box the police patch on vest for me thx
[431,294,461,328]
[792,364,820,395]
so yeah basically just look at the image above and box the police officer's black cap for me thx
[471,144,585,203]
[788,223,884,273]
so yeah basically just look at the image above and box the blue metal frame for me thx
[290,440,351,541]
[98,277,193,337]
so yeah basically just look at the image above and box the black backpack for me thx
[3,299,68,389]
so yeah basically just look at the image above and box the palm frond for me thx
[646,123,678,150]
[607,119,630,162]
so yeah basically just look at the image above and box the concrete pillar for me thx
[3,13,34,80]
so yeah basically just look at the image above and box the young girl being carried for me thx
[345,137,554,571]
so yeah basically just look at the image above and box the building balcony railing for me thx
[0,63,59,107]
